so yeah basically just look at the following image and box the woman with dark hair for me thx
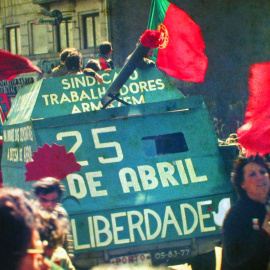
[0,187,49,270]
[221,155,270,270]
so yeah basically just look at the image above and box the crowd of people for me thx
[50,38,157,85]
[0,41,118,270]
[2,155,270,270]
[0,177,76,270]
[51,41,115,84]
[2,39,270,270]
[0,39,163,270]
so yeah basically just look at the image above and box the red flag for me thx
[237,62,270,156]
[0,49,42,81]
[148,0,208,82]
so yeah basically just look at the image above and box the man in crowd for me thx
[52,48,77,77]
[33,177,74,257]
[97,41,115,71]
[65,51,83,75]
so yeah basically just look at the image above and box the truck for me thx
[1,64,237,270]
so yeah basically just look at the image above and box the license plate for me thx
[151,247,191,263]
[110,253,152,265]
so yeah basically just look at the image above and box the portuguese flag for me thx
[148,0,208,82]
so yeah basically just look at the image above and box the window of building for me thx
[56,18,74,52]
[6,26,21,54]
[30,23,51,55]
[82,13,101,52]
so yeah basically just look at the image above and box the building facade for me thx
[0,0,110,74]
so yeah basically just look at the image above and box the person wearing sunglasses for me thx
[0,187,50,270]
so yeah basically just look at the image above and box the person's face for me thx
[242,162,270,203]
[38,191,59,211]
[19,230,50,270]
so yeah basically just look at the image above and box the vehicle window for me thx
[142,132,188,156]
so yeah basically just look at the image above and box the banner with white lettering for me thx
[1,68,234,253]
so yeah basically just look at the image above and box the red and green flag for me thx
[147,0,208,82]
